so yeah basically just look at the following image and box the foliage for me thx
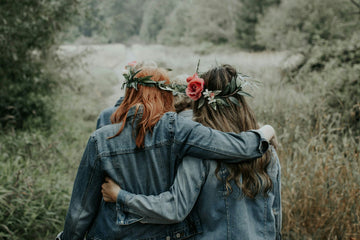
[285,32,360,134]
[0,46,118,239]
[235,0,280,50]
[0,0,80,129]
[0,130,74,240]
[256,0,358,50]
[105,0,146,43]
[159,0,241,45]
[139,0,177,43]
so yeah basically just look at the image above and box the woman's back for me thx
[106,64,281,239]
[194,147,281,239]
[61,109,268,240]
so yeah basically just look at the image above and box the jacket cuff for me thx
[249,129,269,154]
[117,189,131,212]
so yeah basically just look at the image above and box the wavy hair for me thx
[110,67,175,148]
[193,64,273,198]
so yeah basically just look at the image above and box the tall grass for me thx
[0,45,119,239]
[0,44,358,239]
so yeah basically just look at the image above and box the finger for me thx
[101,183,108,190]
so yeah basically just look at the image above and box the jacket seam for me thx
[175,139,257,158]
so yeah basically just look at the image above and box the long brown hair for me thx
[193,64,272,198]
[110,67,175,148]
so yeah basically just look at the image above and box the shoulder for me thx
[267,146,281,173]
[99,106,117,118]
[92,123,121,142]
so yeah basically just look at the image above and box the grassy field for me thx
[0,44,359,239]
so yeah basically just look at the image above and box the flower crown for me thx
[121,61,174,92]
[185,63,253,110]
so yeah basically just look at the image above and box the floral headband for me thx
[121,61,174,92]
[185,67,252,110]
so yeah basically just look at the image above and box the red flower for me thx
[186,73,198,83]
[125,61,137,69]
[186,75,204,101]
[128,61,137,66]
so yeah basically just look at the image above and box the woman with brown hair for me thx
[102,64,281,239]
[57,64,275,240]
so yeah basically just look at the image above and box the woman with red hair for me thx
[102,64,281,239]
[58,64,275,240]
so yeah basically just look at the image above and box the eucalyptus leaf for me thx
[142,79,157,84]
[229,96,240,106]
[236,76,242,87]
[216,98,229,106]
[237,91,253,97]
[198,97,205,109]
[230,78,236,92]
[211,102,217,110]
[196,59,200,74]
[223,84,230,95]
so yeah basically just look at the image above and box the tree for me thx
[236,0,280,50]
[158,0,241,45]
[0,0,80,129]
[256,0,358,50]
[105,0,146,43]
[139,0,177,43]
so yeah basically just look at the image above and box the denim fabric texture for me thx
[60,105,268,240]
[118,147,281,240]
[95,97,123,129]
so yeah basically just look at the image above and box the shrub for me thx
[0,0,79,129]
[256,0,358,50]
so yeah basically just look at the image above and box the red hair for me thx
[110,67,175,148]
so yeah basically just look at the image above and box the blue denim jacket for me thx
[117,146,281,239]
[60,107,268,240]
[96,97,123,129]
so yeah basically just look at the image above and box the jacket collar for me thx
[126,104,144,121]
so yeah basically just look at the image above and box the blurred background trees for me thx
[2,0,358,130]
[0,0,80,129]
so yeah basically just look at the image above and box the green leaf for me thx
[229,96,240,106]
[133,69,141,76]
[198,97,205,109]
[213,90,222,95]
[222,84,230,95]
[237,91,253,97]
[216,98,229,106]
[195,59,200,74]
[230,77,236,92]
[142,79,156,84]
[236,76,242,87]
[211,102,217,110]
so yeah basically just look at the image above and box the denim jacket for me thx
[60,107,268,240]
[95,97,123,129]
[117,146,281,240]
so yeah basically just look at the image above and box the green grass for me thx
[0,43,359,239]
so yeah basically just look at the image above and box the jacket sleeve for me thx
[270,148,282,239]
[62,136,104,240]
[116,156,207,224]
[173,115,269,162]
